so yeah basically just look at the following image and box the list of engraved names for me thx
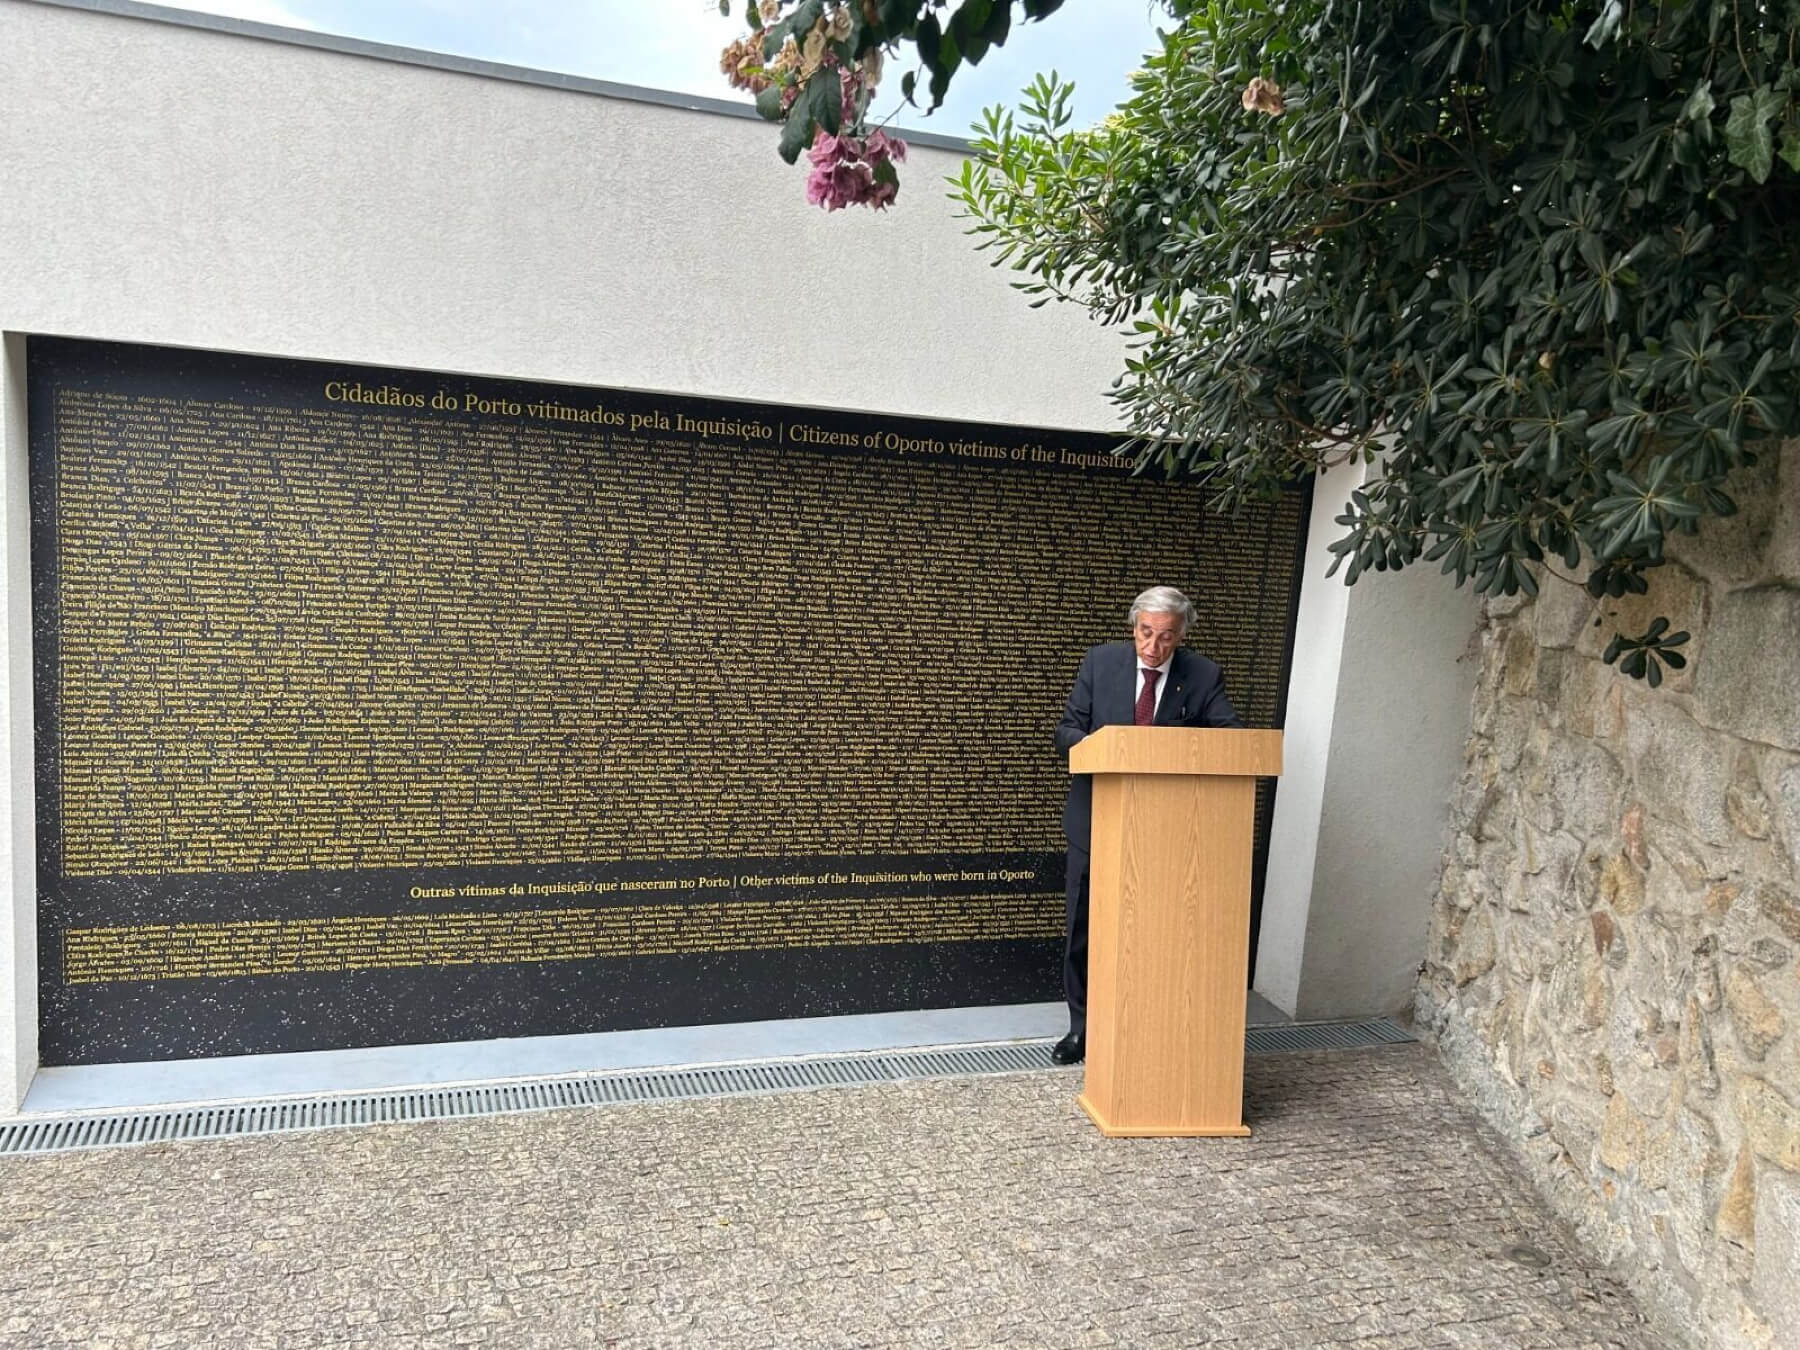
[49,385,1299,879]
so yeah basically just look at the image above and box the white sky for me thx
[154,0,1170,135]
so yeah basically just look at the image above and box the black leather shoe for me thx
[1051,1031,1085,1065]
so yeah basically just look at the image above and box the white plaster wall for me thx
[0,1,1125,428]
[1294,563,1482,1017]
[0,335,35,1108]
[1255,458,1363,1015]
[1257,463,1485,1020]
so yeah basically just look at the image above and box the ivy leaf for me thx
[1781,124,1800,173]
[1726,86,1783,183]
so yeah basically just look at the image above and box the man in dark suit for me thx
[1051,585,1244,1064]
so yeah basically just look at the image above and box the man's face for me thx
[1133,609,1185,668]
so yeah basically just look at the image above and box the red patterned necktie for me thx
[1134,668,1161,726]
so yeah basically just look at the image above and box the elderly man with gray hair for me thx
[1050,585,1244,1065]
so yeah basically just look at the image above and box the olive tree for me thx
[953,0,1800,680]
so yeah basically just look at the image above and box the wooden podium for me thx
[1069,726,1283,1138]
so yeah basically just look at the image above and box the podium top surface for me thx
[1068,726,1282,778]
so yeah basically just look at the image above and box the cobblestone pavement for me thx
[0,1044,1668,1349]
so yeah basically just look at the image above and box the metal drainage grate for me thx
[0,1017,1412,1157]
[1246,1016,1415,1056]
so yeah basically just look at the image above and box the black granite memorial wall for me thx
[29,337,1308,1064]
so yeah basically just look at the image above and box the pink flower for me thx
[804,125,908,210]
[866,128,906,163]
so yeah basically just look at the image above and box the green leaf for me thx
[778,89,817,163]
[982,1,1011,46]
[1583,0,1624,47]
[1782,125,1800,173]
[928,0,1800,691]
[1682,82,1715,123]
[754,84,784,122]
[814,67,843,136]
[787,0,825,38]
[1726,86,1783,183]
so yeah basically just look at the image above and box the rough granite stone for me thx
[1535,571,1598,650]
[1682,995,1722,1098]
[1691,587,1800,753]
[1600,1090,1648,1173]
[1665,451,1782,589]
[1550,736,1629,835]
[1447,457,1800,1350]
[1555,651,1628,738]
[1728,753,1776,840]
[1717,1147,1756,1247]
[1422,462,1799,1350]
[1708,883,1743,920]
[1623,695,1736,846]
[1752,1168,1800,1350]
[1503,622,1540,696]
[1521,826,1585,913]
[1650,1109,1726,1275]
[1593,910,1618,956]
[1775,762,1800,876]
[1768,441,1800,589]
[1455,905,1497,984]
[1738,1077,1800,1173]
[1624,803,1652,869]
[1744,938,1790,972]
[1725,970,1789,1062]
[1601,853,1649,916]
[1759,882,1800,947]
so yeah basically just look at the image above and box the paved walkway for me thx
[0,1044,1666,1348]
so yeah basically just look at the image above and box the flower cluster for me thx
[723,1,847,93]
[806,123,906,211]
[721,1,907,210]
[719,30,774,94]
[1241,77,1285,116]
[807,59,907,210]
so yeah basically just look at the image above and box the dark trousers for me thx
[1062,846,1089,1035]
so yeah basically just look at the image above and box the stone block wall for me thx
[1416,440,1800,1349]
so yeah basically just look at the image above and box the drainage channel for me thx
[0,1017,1413,1156]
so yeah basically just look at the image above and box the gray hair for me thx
[1128,585,1195,633]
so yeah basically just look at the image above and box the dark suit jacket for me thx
[1055,641,1245,849]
